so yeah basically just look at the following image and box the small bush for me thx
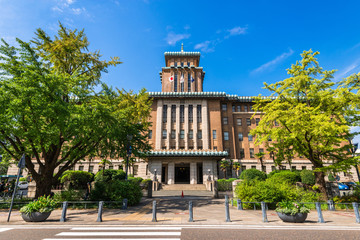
[54,189,87,201]
[128,177,143,185]
[60,170,93,190]
[269,170,301,184]
[239,169,267,181]
[94,169,126,182]
[217,179,236,191]
[300,170,315,185]
[90,180,142,206]
[140,179,152,189]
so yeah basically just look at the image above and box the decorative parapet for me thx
[164,52,201,57]
[146,150,228,157]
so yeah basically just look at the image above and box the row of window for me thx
[223,117,260,126]
[173,73,195,92]
[162,129,202,139]
[222,104,253,112]
[240,165,310,172]
[163,105,202,123]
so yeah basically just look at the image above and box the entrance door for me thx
[197,163,203,184]
[175,163,190,184]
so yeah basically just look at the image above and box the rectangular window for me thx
[188,73,191,92]
[232,105,236,112]
[241,165,246,172]
[171,105,176,122]
[292,166,297,170]
[222,103,227,111]
[79,165,84,171]
[197,130,202,139]
[259,148,264,153]
[262,166,266,172]
[109,165,113,170]
[133,165,138,175]
[271,166,276,171]
[237,105,241,112]
[181,82,184,92]
[180,105,184,123]
[238,133,243,141]
[214,146,217,150]
[250,105,253,111]
[251,165,256,169]
[246,118,251,126]
[187,61,190,66]
[302,166,307,170]
[248,134,253,141]
[181,62,184,67]
[213,130,217,139]
[88,165,94,173]
[188,105,193,123]
[163,105,167,123]
[223,117,228,125]
[171,130,176,139]
[174,73,178,92]
[189,130,193,139]
[180,130,184,139]
[237,118,242,126]
[256,118,260,126]
[244,105,248,112]
[250,148,255,158]
[162,130,167,139]
[224,131,229,141]
[174,61,177,67]
[239,148,245,159]
[197,105,202,123]
[149,130,152,139]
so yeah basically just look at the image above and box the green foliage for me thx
[19,177,27,182]
[300,170,315,185]
[140,179,152,189]
[275,201,310,215]
[128,177,143,185]
[235,179,321,206]
[217,178,236,191]
[328,174,336,181]
[54,189,86,201]
[20,196,57,215]
[269,170,301,184]
[94,169,126,182]
[60,171,93,189]
[239,169,267,181]
[90,180,142,206]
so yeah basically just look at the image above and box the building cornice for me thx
[147,150,228,157]
[164,52,201,57]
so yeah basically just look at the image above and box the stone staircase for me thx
[161,184,207,191]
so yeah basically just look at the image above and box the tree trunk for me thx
[314,171,328,200]
[260,159,265,172]
[35,178,53,198]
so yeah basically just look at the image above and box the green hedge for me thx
[94,169,126,182]
[268,170,301,184]
[239,169,267,181]
[300,170,315,185]
[60,170,94,189]
[217,179,236,191]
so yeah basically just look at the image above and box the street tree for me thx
[251,50,356,199]
[254,152,266,172]
[0,23,152,197]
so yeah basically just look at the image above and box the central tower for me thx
[160,44,205,92]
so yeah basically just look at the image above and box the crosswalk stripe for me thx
[0,228,13,232]
[72,227,182,231]
[45,239,180,240]
[57,232,181,236]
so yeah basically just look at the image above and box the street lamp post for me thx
[125,134,133,181]
[154,169,157,182]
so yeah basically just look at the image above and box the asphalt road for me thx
[1,225,360,240]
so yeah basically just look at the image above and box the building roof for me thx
[164,52,201,57]
[148,91,275,102]
[147,150,228,157]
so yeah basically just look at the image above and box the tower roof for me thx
[164,44,200,57]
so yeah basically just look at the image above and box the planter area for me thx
[21,211,52,222]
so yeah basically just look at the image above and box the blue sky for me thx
[2,0,360,142]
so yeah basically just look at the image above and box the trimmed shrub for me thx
[90,180,142,206]
[268,170,301,184]
[54,189,86,201]
[140,179,152,189]
[217,179,235,191]
[128,177,143,185]
[94,169,126,182]
[300,170,315,185]
[60,170,94,189]
[239,169,267,181]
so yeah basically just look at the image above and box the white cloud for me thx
[194,40,215,53]
[165,32,190,46]
[252,49,294,74]
[335,59,360,80]
[227,26,247,36]
[71,7,86,15]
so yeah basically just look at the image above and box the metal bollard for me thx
[189,201,194,222]
[122,198,128,210]
[152,200,157,222]
[261,201,268,223]
[97,201,103,222]
[60,201,68,222]
[147,180,153,198]
[231,198,234,207]
[315,202,325,223]
[327,200,335,211]
[352,202,360,223]
[237,199,243,210]
[225,195,231,222]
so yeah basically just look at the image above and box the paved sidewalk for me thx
[1,197,359,226]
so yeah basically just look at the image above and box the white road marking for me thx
[0,228,13,232]
[45,239,180,240]
[72,227,182,231]
[57,231,181,236]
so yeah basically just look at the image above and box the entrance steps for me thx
[161,184,207,191]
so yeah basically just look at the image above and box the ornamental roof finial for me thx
[181,43,184,52]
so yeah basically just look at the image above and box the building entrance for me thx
[175,163,190,184]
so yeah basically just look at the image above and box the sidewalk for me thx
[1,197,359,226]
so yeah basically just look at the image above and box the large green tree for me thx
[0,24,152,197]
[251,50,356,199]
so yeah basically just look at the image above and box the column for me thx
[175,104,180,149]
[202,100,209,149]
[168,162,175,184]
[193,104,198,150]
[184,104,189,149]
[166,104,171,150]
[155,100,163,150]
[190,162,197,184]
